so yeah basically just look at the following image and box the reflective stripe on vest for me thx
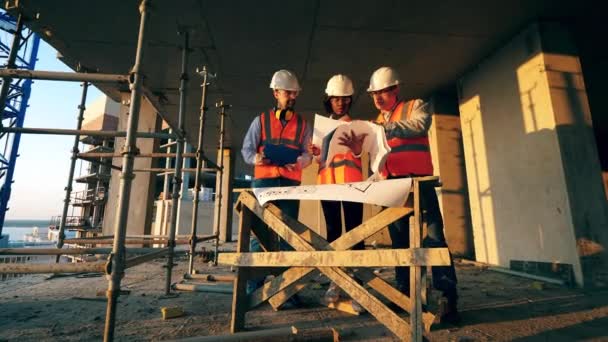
[376,100,433,176]
[316,116,363,184]
[254,111,305,182]
[318,152,363,184]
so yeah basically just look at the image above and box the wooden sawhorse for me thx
[219,177,450,341]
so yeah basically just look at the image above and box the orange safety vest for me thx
[254,110,306,182]
[317,116,363,184]
[375,100,433,177]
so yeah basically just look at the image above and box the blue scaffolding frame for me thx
[0,10,40,233]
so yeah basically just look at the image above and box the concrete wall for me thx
[541,23,608,286]
[458,22,608,286]
[102,95,161,236]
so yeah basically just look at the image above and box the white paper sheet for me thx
[312,114,391,174]
[312,114,348,147]
[253,178,412,208]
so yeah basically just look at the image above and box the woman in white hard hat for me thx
[309,74,365,313]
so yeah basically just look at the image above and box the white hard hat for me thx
[367,66,401,92]
[325,74,354,96]
[269,69,301,91]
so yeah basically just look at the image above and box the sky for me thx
[5,40,103,219]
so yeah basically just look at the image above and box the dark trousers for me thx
[321,200,364,250]
[247,177,300,294]
[388,177,458,301]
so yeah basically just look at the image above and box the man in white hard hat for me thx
[340,66,460,323]
[241,69,312,308]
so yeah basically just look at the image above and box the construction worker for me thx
[309,74,364,312]
[241,69,312,308]
[339,66,460,323]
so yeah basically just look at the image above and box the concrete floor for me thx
[1,241,607,341]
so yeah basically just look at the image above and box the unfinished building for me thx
[1,1,607,341]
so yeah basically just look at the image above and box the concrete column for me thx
[458,22,608,286]
[214,148,235,242]
[102,94,161,237]
[428,91,474,258]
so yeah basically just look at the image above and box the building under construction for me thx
[1,1,608,341]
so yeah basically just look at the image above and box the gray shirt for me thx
[381,99,433,139]
[241,113,312,166]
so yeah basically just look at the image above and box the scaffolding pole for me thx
[103,1,150,340]
[0,127,175,139]
[0,247,169,255]
[164,30,189,295]
[213,101,229,265]
[64,238,192,245]
[0,69,128,84]
[187,66,210,274]
[56,81,89,259]
[162,129,173,200]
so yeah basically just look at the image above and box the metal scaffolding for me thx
[0,1,228,340]
[0,10,40,234]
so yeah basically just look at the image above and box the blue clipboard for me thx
[263,143,300,166]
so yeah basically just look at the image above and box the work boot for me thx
[437,296,461,325]
[324,282,341,304]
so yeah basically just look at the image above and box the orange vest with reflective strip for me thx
[317,116,363,184]
[254,110,306,182]
[376,100,433,177]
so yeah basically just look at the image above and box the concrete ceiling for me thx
[5,0,582,174]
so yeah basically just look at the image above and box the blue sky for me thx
[6,40,103,219]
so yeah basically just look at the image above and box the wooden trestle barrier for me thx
[217,177,448,341]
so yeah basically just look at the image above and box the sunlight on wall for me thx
[459,95,498,264]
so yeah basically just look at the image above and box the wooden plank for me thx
[238,193,319,252]
[218,248,451,267]
[262,206,412,309]
[249,217,279,252]
[327,299,361,315]
[230,207,253,333]
[247,267,319,309]
[410,181,423,342]
[354,268,436,332]
[176,326,339,342]
[319,266,411,338]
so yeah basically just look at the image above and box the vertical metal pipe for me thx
[0,13,24,122]
[162,129,173,199]
[103,1,150,341]
[164,30,189,295]
[55,81,89,261]
[187,67,210,274]
[213,101,228,264]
